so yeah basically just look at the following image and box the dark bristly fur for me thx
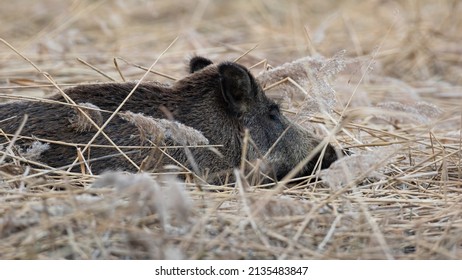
[0,57,338,182]
[189,56,213,73]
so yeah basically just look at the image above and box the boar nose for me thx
[320,143,339,169]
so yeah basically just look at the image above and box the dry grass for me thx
[1,0,461,259]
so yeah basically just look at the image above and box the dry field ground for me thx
[0,0,461,259]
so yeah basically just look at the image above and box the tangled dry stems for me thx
[0,0,461,259]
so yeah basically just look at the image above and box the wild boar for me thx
[0,57,337,183]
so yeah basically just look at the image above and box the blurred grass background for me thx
[1,0,461,84]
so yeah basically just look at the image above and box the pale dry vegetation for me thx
[0,0,461,259]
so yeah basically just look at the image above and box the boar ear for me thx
[189,56,213,73]
[218,63,253,115]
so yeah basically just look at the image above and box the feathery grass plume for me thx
[91,172,194,230]
[257,50,346,115]
[119,111,209,146]
[21,140,50,161]
[163,174,193,225]
[1,140,49,164]
[318,50,347,80]
[69,102,104,132]
[321,145,402,189]
[376,101,443,125]
[0,172,194,259]
[91,172,163,225]
[256,195,314,218]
